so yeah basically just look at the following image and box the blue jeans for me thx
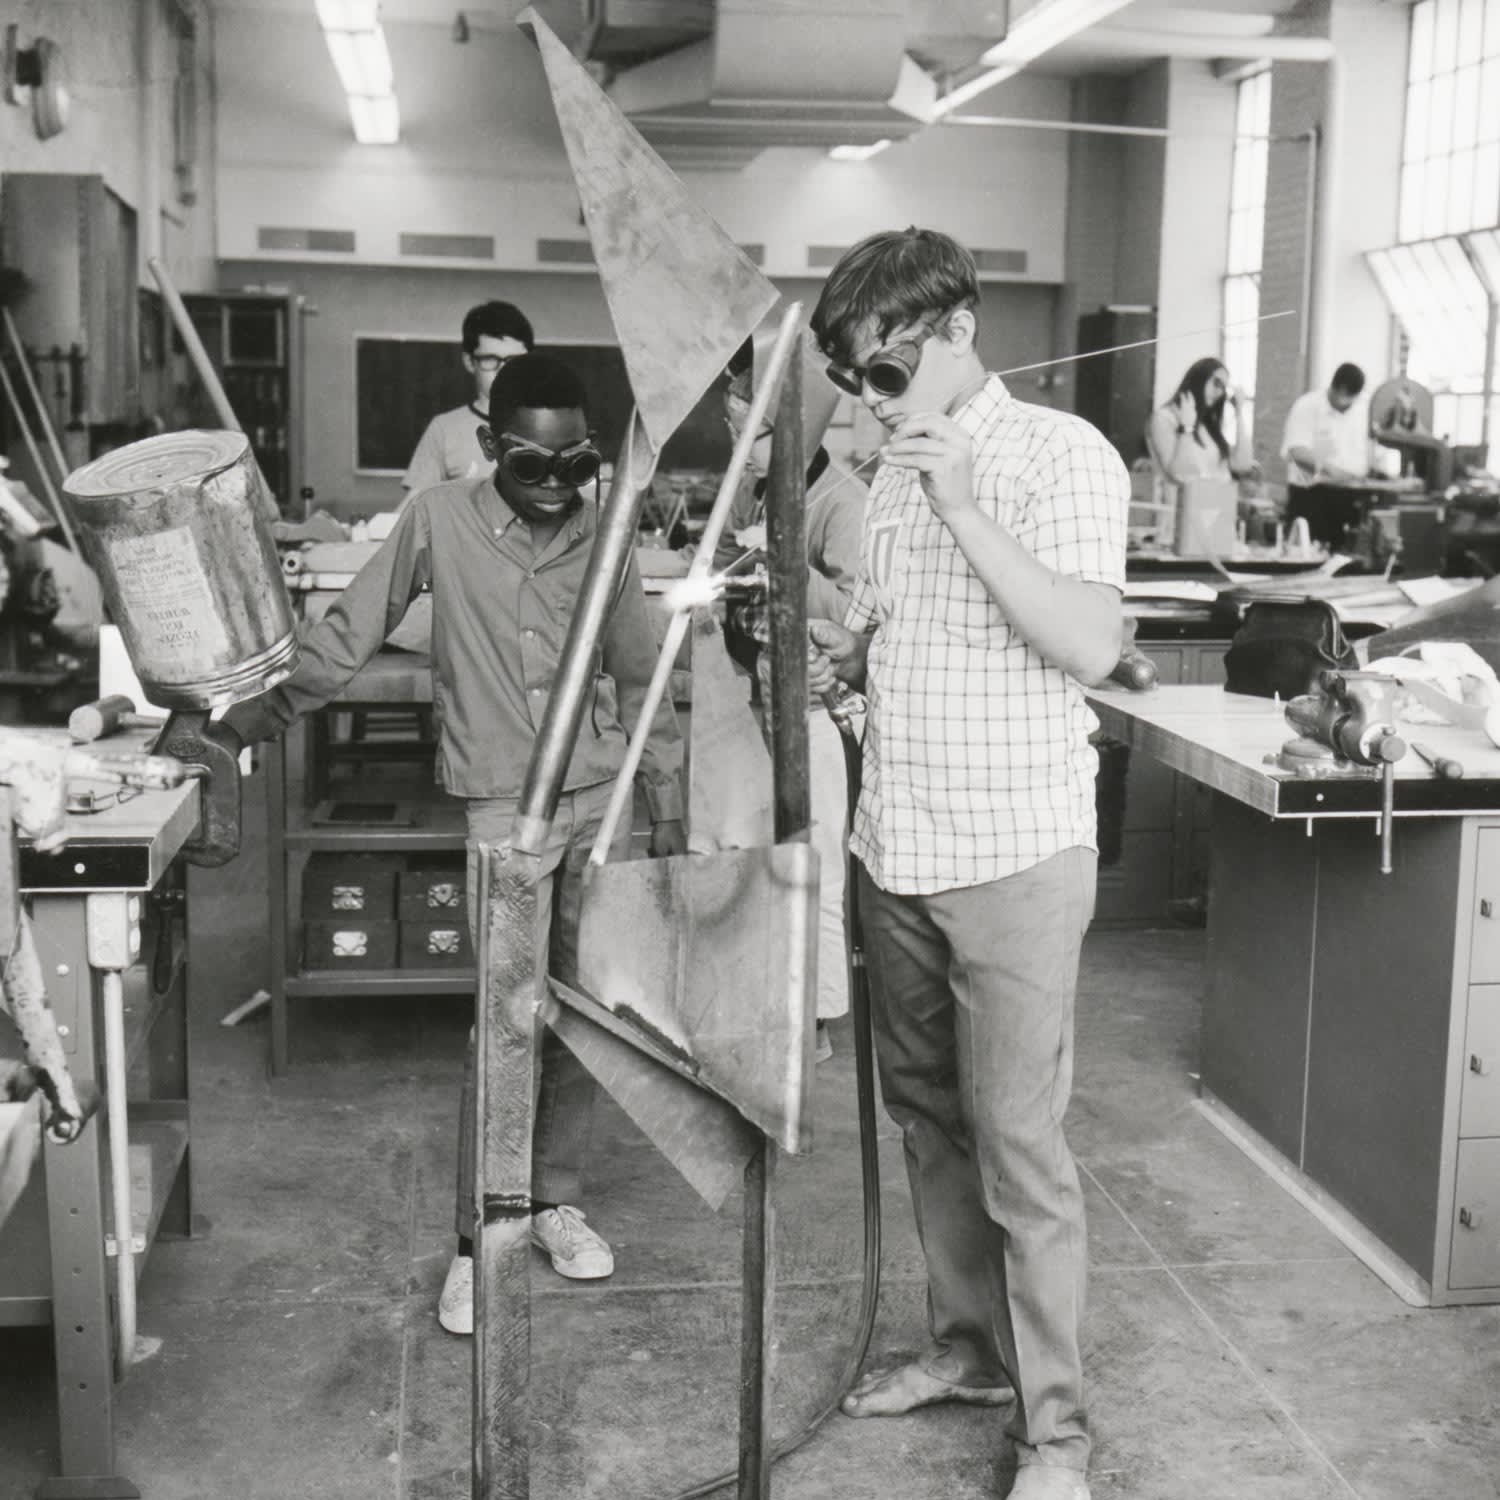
[857,847,1097,1472]
[454,782,630,1233]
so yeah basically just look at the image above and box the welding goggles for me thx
[825,321,944,399]
[496,432,602,488]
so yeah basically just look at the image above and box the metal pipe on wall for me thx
[1307,55,1343,394]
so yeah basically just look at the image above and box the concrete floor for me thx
[5,871,1500,1495]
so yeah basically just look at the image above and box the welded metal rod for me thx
[0,356,74,547]
[473,840,540,1500]
[512,413,660,856]
[2,310,69,483]
[147,257,240,433]
[587,302,804,865]
[738,1140,776,1500]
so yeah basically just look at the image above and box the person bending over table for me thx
[1280,361,1377,548]
[225,354,686,1336]
[805,227,1128,1500]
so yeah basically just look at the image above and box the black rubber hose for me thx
[666,714,881,1500]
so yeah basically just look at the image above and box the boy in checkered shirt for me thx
[805,228,1128,1500]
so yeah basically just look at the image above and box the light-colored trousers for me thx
[454,783,629,1234]
[856,846,1097,1474]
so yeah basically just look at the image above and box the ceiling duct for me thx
[594,0,926,156]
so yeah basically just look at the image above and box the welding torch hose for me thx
[667,711,881,1500]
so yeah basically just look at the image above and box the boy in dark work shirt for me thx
[227,354,685,1334]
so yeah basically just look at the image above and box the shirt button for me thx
[523,629,535,639]
[530,687,542,695]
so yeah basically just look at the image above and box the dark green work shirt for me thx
[227,476,683,819]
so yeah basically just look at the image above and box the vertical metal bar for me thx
[765,332,810,846]
[474,841,541,1500]
[100,968,138,1378]
[738,311,809,1499]
[738,1140,776,1500]
[268,735,290,1074]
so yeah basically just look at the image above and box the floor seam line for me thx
[1077,1155,1366,1500]
[396,1135,419,1500]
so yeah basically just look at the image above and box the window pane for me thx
[1460,0,1486,60]
[1435,0,1460,75]
[1402,164,1427,240]
[1476,142,1500,224]
[1455,64,1480,148]
[1412,0,1435,79]
[1430,73,1456,156]
[1452,149,1478,230]
[1480,59,1500,141]
[1425,162,1450,236]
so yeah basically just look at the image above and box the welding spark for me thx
[664,572,729,612]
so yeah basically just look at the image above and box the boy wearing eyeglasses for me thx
[803,229,1127,1500]
[225,353,686,1335]
[402,300,535,492]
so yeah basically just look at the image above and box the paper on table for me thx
[1123,580,1220,604]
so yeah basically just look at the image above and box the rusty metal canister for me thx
[63,430,298,709]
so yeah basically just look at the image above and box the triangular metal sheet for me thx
[548,997,757,1212]
[572,843,818,1155]
[519,8,779,451]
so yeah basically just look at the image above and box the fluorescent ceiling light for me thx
[829,139,892,162]
[316,0,400,145]
[918,0,1137,122]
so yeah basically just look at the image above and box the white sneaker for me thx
[531,1205,615,1280]
[437,1253,473,1335]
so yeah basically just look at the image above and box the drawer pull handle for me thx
[1459,1207,1478,1230]
[1483,899,1495,919]
[1473,1054,1492,1076]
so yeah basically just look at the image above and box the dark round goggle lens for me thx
[864,353,915,397]
[826,352,915,398]
[558,449,601,486]
[504,450,551,485]
[502,446,601,487]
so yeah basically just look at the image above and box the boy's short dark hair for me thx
[810,227,980,369]
[488,353,587,428]
[462,300,535,354]
[1331,362,1366,397]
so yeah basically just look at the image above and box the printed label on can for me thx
[108,527,230,670]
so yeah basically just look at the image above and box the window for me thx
[1222,69,1271,398]
[1399,0,1500,240]
[1372,0,1500,448]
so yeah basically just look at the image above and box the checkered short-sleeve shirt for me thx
[845,376,1129,895]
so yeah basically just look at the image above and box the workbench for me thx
[1087,683,1500,1307]
[0,775,197,1498]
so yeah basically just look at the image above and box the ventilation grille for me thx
[808,244,1028,274]
[974,248,1028,274]
[537,238,596,264]
[257,226,355,253]
[538,238,763,267]
[399,232,495,259]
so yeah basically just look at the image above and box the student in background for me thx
[1146,356,1267,549]
[403,301,535,492]
[1280,362,1374,548]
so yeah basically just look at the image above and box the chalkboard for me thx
[355,336,733,473]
